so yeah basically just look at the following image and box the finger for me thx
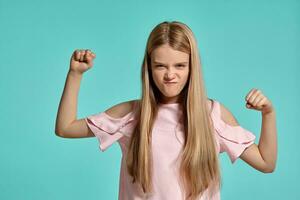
[248,88,260,103]
[86,49,92,54]
[85,50,94,62]
[246,88,256,101]
[86,59,93,67]
[251,89,263,105]
[74,50,81,61]
[253,94,264,106]
[86,52,94,66]
[79,50,85,62]
[246,102,252,108]
[255,96,266,107]
[86,49,96,58]
[83,50,89,61]
[86,52,93,61]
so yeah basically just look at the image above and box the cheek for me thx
[152,71,163,83]
[181,71,189,83]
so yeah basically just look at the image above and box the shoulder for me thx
[218,101,240,126]
[104,99,140,119]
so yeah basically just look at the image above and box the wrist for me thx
[68,70,83,77]
[262,108,276,116]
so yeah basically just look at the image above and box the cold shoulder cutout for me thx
[86,99,250,199]
[85,100,139,152]
[210,99,256,164]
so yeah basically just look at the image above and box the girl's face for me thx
[150,44,190,104]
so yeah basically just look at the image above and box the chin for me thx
[162,92,180,98]
[159,87,183,97]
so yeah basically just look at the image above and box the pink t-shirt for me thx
[85,99,256,200]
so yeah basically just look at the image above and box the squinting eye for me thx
[156,65,164,67]
[176,64,185,67]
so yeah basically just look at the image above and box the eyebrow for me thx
[153,61,188,65]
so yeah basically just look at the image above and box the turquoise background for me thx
[1,0,299,199]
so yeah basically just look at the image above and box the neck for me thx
[159,95,184,104]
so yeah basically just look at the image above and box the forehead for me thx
[151,44,189,63]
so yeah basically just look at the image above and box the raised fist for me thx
[69,49,96,74]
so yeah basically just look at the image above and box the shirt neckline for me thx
[158,103,182,108]
[158,99,215,115]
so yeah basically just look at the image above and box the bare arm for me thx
[239,111,277,173]
[55,49,96,138]
[219,103,269,173]
[54,49,138,138]
[56,97,138,138]
[256,110,277,172]
[220,90,277,173]
[240,89,277,173]
[55,70,94,138]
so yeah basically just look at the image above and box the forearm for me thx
[258,110,277,171]
[55,70,83,133]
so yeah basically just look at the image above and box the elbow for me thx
[55,128,65,138]
[55,123,62,137]
[262,168,274,173]
[262,164,276,173]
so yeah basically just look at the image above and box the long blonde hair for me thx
[126,21,222,200]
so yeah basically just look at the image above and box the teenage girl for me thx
[55,21,277,200]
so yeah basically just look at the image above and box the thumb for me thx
[246,103,252,108]
[86,55,94,67]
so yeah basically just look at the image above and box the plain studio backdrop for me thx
[0,0,299,199]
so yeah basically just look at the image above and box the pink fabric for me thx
[85,99,256,200]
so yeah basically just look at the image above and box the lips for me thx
[164,82,177,85]
[164,81,177,84]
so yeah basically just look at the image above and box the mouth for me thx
[164,81,177,84]
[164,82,177,85]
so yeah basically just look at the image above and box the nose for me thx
[164,73,176,81]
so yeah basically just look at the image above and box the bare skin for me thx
[220,90,277,173]
[55,49,137,138]
[150,44,190,104]
[55,47,212,138]
[55,47,277,174]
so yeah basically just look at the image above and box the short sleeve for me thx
[85,101,138,152]
[211,100,256,164]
